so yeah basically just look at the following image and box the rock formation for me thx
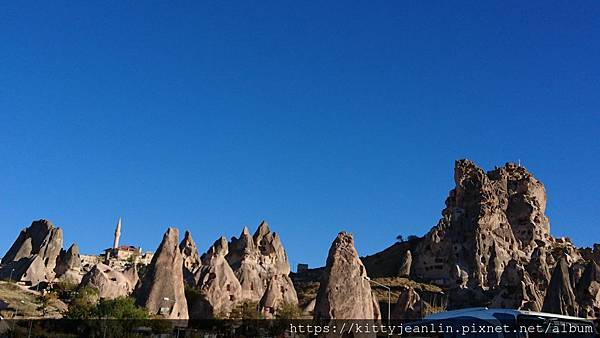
[225,221,298,311]
[260,274,298,316]
[0,220,63,285]
[576,261,600,318]
[79,263,136,299]
[135,227,188,319]
[391,286,422,320]
[398,250,412,277]
[490,259,542,311]
[179,231,201,286]
[526,245,551,290]
[412,160,552,289]
[227,227,265,302]
[313,232,379,320]
[55,244,83,284]
[542,257,578,316]
[191,237,242,319]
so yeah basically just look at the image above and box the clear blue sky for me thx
[1,1,599,269]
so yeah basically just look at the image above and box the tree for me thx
[94,297,149,320]
[275,302,303,319]
[229,301,263,320]
[396,235,404,243]
[64,287,99,319]
[36,293,55,316]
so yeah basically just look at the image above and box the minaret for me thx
[113,217,122,249]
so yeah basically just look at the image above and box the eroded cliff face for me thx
[412,160,557,289]
[342,160,597,319]
[0,220,64,285]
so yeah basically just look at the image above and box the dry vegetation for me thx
[0,281,67,319]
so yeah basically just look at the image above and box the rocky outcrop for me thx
[260,274,298,316]
[191,237,242,319]
[55,244,83,283]
[576,261,600,318]
[179,231,201,286]
[227,227,265,302]
[135,227,188,319]
[412,161,551,289]
[0,220,63,285]
[314,232,379,320]
[79,263,136,299]
[542,257,578,316]
[526,246,551,290]
[398,250,412,277]
[490,259,542,311]
[225,221,298,311]
[391,286,422,320]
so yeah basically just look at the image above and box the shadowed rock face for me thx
[410,160,583,295]
[179,231,201,286]
[55,244,83,284]
[576,261,600,318]
[0,220,63,285]
[135,227,188,320]
[490,259,542,311]
[314,232,378,320]
[391,286,422,320]
[412,160,553,289]
[260,274,298,316]
[543,257,578,316]
[79,263,136,299]
[191,237,242,319]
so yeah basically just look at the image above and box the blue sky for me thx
[1,1,599,269]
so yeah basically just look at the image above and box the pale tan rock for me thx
[134,227,188,319]
[260,274,298,316]
[226,221,298,311]
[313,232,378,320]
[179,230,201,285]
[191,237,242,319]
[79,263,135,299]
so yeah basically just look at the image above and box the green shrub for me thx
[229,300,263,320]
[276,301,303,319]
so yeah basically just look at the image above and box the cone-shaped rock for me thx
[191,237,242,319]
[313,232,378,320]
[227,227,264,301]
[260,274,299,316]
[0,220,63,285]
[226,221,297,307]
[79,263,136,299]
[135,227,188,319]
[179,231,201,285]
[542,256,578,316]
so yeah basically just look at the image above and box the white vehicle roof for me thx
[425,307,594,324]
